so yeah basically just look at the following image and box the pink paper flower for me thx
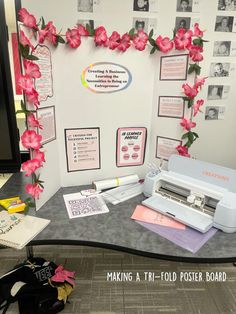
[182,83,198,99]
[51,265,76,287]
[45,21,57,45]
[21,130,42,150]
[188,44,203,62]
[174,28,192,50]
[27,113,43,129]
[117,33,131,52]
[195,76,207,89]
[23,60,41,78]
[25,183,43,199]
[33,150,46,166]
[77,24,89,36]
[155,36,174,53]
[66,28,81,48]
[193,99,204,117]
[19,30,35,51]
[38,28,48,44]
[133,30,148,51]
[26,89,40,108]
[180,118,196,131]
[193,23,204,38]
[18,75,34,95]
[176,145,190,158]
[38,22,57,45]
[18,8,38,29]
[106,31,120,50]
[94,26,108,46]
[22,159,41,176]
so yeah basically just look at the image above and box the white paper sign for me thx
[36,106,56,144]
[32,45,53,102]
[158,96,184,118]
[156,136,181,160]
[160,55,188,81]
[81,62,132,93]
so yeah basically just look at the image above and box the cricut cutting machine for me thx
[142,155,236,233]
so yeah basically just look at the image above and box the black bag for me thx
[0,257,64,314]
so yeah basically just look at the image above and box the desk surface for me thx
[1,173,236,262]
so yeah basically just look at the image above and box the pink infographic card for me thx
[131,205,186,230]
[116,127,147,167]
[65,128,100,172]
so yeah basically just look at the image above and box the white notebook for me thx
[0,211,50,249]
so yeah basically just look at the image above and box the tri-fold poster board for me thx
[20,0,236,210]
[31,42,193,210]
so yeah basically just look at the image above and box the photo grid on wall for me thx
[205,0,236,121]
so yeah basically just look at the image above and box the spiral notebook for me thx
[0,211,50,249]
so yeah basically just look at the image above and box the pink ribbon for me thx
[51,265,76,286]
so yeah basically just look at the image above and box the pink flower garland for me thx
[17,7,207,201]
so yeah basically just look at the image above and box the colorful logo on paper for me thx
[81,62,132,93]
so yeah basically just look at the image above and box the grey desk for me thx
[1,173,236,263]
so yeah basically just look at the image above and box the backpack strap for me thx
[0,301,10,314]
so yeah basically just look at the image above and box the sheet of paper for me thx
[37,106,56,144]
[63,193,109,219]
[32,45,53,101]
[205,106,226,120]
[158,96,185,118]
[213,41,236,57]
[160,54,189,81]
[156,136,181,161]
[131,205,186,230]
[116,127,147,167]
[136,221,218,254]
[176,0,200,12]
[65,128,100,172]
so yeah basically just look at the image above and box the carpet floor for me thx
[1,245,236,314]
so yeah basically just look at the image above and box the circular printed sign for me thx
[81,62,132,93]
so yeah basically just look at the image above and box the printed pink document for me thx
[131,205,186,230]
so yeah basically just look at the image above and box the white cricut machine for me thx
[142,155,236,233]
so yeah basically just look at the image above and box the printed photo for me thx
[133,0,149,12]
[176,0,193,12]
[78,0,93,12]
[217,0,236,11]
[205,107,219,120]
[205,106,226,120]
[215,16,234,32]
[213,41,231,56]
[209,62,230,77]
[175,17,191,31]
[133,17,149,32]
[207,85,223,100]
